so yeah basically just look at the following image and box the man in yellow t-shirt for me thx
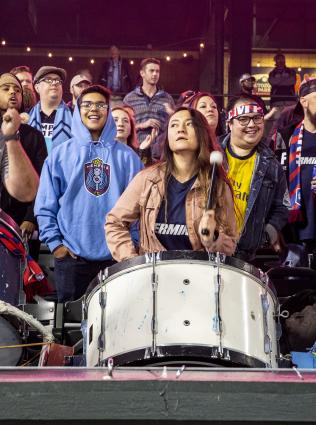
[220,95,290,261]
[226,144,256,235]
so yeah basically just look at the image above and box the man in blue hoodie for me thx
[35,85,143,302]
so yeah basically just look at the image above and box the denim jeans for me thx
[54,255,115,302]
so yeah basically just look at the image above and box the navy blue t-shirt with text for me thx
[298,129,316,240]
[155,174,197,250]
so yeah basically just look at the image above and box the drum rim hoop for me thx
[94,344,272,369]
[85,255,277,307]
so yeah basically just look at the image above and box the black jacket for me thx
[98,57,132,94]
[221,134,289,260]
[0,123,47,225]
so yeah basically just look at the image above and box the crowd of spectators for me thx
[0,50,315,346]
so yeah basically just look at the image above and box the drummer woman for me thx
[105,107,237,262]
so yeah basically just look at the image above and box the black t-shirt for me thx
[298,129,316,241]
[40,109,56,153]
[155,174,197,250]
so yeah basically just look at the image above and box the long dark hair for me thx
[162,107,233,230]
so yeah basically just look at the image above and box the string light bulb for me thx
[166,56,171,61]
[130,60,134,65]
[26,46,31,52]
[256,62,261,67]
[200,42,205,48]
[48,52,53,58]
[1,40,6,46]
[69,56,73,62]
[90,59,95,64]
[298,66,302,72]
[183,52,187,57]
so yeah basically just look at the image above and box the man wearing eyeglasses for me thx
[220,95,289,262]
[29,66,72,153]
[35,85,143,302]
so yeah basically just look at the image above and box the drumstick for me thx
[3,112,30,124]
[201,150,223,236]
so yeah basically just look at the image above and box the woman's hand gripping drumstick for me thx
[199,151,223,248]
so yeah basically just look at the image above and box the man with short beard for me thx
[10,65,37,111]
[29,66,72,153]
[276,79,316,267]
[0,74,39,202]
[0,73,47,259]
[67,73,92,113]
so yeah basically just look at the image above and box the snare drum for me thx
[84,251,279,368]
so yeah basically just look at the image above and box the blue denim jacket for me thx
[221,134,290,260]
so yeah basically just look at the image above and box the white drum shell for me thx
[86,260,278,368]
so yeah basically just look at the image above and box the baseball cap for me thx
[239,73,256,84]
[0,73,22,90]
[70,74,92,90]
[299,78,316,97]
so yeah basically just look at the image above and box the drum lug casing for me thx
[97,291,107,352]
[261,293,272,355]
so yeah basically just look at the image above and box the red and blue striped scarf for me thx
[288,120,304,222]
[0,225,51,302]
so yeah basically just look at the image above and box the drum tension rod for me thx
[97,282,107,364]
[151,253,158,356]
[212,252,223,357]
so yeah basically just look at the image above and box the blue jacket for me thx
[29,101,73,151]
[34,104,143,261]
[221,134,290,260]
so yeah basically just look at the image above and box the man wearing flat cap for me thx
[0,73,39,203]
[29,66,72,153]
[276,78,316,268]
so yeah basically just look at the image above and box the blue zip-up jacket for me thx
[29,100,73,152]
[221,134,290,261]
[34,104,143,261]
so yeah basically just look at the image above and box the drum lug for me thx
[211,346,230,360]
[97,289,107,354]
[99,291,106,309]
[261,293,272,354]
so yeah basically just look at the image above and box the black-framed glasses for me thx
[234,114,264,126]
[39,78,63,86]
[80,101,108,111]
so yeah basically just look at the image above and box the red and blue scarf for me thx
[288,120,304,222]
[0,225,52,302]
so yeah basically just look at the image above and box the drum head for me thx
[0,316,22,366]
